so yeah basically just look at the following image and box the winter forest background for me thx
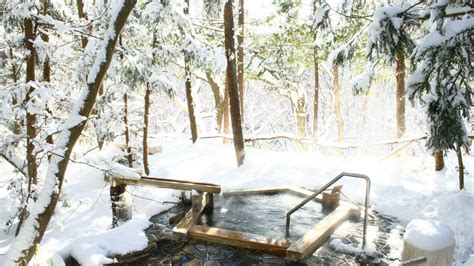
[0,0,473,265]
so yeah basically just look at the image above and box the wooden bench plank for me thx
[286,206,359,261]
[189,225,290,256]
[113,176,221,193]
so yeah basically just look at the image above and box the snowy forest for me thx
[0,0,472,265]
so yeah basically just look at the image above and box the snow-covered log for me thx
[3,0,137,264]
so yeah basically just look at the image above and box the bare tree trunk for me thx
[223,82,230,143]
[224,0,245,166]
[332,65,344,143]
[237,0,244,121]
[312,1,319,141]
[76,0,89,48]
[184,0,199,143]
[396,52,406,138]
[24,16,38,193]
[313,52,319,140]
[76,0,105,149]
[456,145,464,190]
[206,71,224,132]
[124,93,133,167]
[434,150,444,171]
[42,0,54,153]
[9,48,21,135]
[4,2,136,263]
[295,90,306,138]
[143,87,151,175]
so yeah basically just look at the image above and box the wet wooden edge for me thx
[189,225,290,257]
[173,192,209,239]
[285,205,359,261]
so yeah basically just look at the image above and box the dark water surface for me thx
[198,193,329,241]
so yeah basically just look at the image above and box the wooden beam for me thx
[113,176,221,194]
[286,206,359,261]
[189,225,290,256]
[173,192,209,239]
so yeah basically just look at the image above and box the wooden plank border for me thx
[173,192,210,239]
[286,205,359,261]
[189,225,290,256]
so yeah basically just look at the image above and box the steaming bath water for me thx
[199,193,330,241]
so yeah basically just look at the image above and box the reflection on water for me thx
[199,193,328,241]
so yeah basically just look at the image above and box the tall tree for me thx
[184,0,199,143]
[333,65,344,143]
[224,0,245,166]
[24,13,37,193]
[237,0,244,120]
[124,92,133,167]
[42,0,54,152]
[395,52,405,138]
[76,0,89,48]
[143,85,151,175]
[4,1,137,263]
[407,2,472,187]
[312,0,319,140]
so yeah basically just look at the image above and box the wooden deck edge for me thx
[286,205,356,261]
[286,185,324,203]
[172,192,209,239]
[222,187,289,196]
[189,225,290,256]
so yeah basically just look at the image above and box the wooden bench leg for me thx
[110,182,132,227]
[204,193,214,214]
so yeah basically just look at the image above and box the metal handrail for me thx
[285,172,371,248]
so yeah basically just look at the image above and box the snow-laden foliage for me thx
[407,2,473,152]
[366,1,416,63]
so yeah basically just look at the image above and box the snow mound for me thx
[63,216,151,266]
[404,219,455,251]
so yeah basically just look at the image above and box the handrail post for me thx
[285,172,371,249]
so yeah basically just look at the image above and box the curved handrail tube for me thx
[285,172,371,248]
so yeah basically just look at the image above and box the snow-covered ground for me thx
[0,136,473,265]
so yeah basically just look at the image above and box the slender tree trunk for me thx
[332,65,344,143]
[124,93,133,167]
[294,89,307,137]
[313,53,319,140]
[42,0,54,152]
[223,82,230,143]
[9,48,21,135]
[4,2,136,263]
[184,0,199,143]
[206,71,224,132]
[143,87,151,175]
[76,0,104,149]
[76,0,89,48]
[312,1,319,141]
[237,0,244,121]
[434,150,444,171]
[396,52,406,138]
[456,145,464,190]
[224,0,245,166]
[24,16,38,193]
